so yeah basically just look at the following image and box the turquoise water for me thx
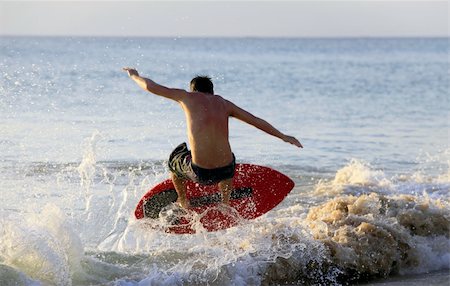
[0,37,449,285]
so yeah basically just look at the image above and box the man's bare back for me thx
[124,68,302,208]
[180,91,233,168]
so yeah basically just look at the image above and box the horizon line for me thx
[1,34,448,39]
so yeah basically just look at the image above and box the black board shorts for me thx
[168,143,236,185]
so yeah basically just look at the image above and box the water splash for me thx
[77,130,103,215]
[0,205,83,285]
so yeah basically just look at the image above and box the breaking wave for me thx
[0,157,449,285]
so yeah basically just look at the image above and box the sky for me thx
[0,1,448,37]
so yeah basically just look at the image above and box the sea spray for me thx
[0,205,83,285]
[314,159,392,197]
[77,130,102,217]
[333,159,391,187]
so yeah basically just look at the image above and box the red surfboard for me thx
[134,163,294,234]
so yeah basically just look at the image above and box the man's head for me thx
[190,76,214,94]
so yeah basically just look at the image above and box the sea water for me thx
[0,37,448,285]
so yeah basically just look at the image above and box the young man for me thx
[124,68,302,208]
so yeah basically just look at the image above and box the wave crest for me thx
[306,192,450,282]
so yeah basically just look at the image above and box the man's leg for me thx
[218,178,233,205]
[171,173,189,208]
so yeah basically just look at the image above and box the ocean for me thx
[0,37,448,285]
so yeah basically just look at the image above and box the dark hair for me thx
[190,76,214,94]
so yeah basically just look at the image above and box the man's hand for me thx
[283,135,303,148]
[123,67,139,77]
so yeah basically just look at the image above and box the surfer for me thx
[124,68,302,208]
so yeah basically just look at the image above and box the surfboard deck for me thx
[134,163,294,234]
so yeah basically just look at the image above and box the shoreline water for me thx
[1,155,448,285]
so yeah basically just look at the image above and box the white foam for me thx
[334,159,391,187]
[306,192,450,280]
[0,205,83,285]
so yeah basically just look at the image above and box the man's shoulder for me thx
[214,94,235,109]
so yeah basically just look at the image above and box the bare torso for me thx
[179,92,233,169]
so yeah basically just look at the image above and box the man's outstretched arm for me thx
[123,67,186,101]
[229,101,303,148]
